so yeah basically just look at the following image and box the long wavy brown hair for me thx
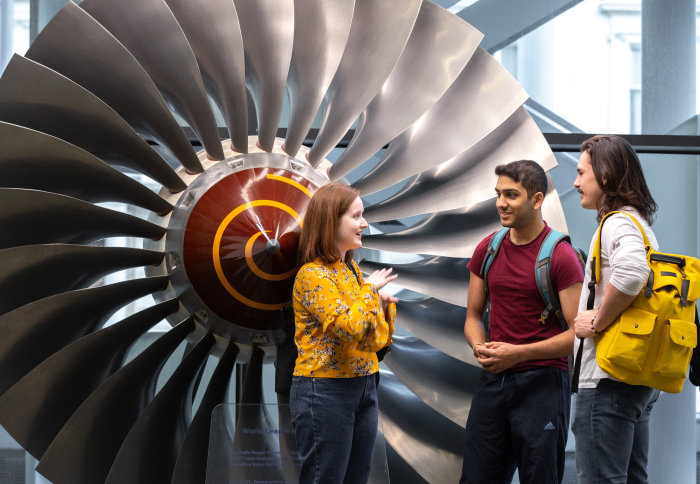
[297,183,360,265]
[581,135,657,225]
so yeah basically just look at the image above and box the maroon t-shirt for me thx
[467,225,584,371]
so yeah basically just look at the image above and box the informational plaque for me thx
[206,403,389,484]
[206,403,299,484]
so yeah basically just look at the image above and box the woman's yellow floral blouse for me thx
[292,259,395,378]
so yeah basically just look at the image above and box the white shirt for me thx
[575,207,659,388]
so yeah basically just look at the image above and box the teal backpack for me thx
[480,228,586,332]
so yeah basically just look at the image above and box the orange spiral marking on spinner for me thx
[245,230,298,281]
[213,200,302,310]
[266,173,313,198]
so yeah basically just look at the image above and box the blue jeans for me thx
[290,375,378,484]
[573,379,660,484]
[460,367,570,484]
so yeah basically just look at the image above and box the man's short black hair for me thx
[494,160,548,199]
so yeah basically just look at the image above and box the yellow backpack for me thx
[583,211,700,393]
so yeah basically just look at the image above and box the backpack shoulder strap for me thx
[593,211,649,283]
[478,229,508,340]
[535,229,582,331]
[480,228,509,286]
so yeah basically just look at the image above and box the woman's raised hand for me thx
[364,268,398,290]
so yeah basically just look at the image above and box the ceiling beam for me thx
[456,0,584,53]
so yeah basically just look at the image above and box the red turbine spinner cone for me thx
[180,159,322,335]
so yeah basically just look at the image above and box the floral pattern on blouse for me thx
[292,259,396,378]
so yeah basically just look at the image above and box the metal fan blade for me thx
[0,122,173,215]
[0,244,163,316]
[350,48,528,194]
[0,299,180,459]
[378,371,464,483]
[307,0,422,166]
[362,107,555,222]
[541,183,569,233]
[392,298,476,365]
[233,0,293,152]
[0,276,169,397]
[362,198,500,258]
[24,2,202,174]
[328,2,482,180]
[385,445,429,484]
[105,332,214,484]
[358,256,468,307]
[383,336,479,426]
[0,188,165,250]
[282,0,355,157]
[80,0,225,161]
[364,180,568,257]
[36,317,195,484]
[0,56,186,192]
[162,0,247,154]
[172,342,238,484]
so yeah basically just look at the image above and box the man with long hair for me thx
[572,135,660,483]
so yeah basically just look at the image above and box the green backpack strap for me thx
[480,228,509,290]
[536,230,573,331]
[536,229,587,331]
[478,228,509,338]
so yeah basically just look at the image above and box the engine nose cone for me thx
[265,239,281,254]
[161,152,327,342]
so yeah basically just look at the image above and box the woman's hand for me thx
[379,291,399,312]
[364,268,398,290]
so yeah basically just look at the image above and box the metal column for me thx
[642,1,697,483]
[0,0,13,73]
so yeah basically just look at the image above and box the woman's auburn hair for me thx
[297,183,360,265]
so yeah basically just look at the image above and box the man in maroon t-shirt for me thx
[459,160,583,484]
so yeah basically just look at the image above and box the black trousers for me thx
[460,367,570,484]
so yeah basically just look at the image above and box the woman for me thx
[290,183,397,484]
[571,135,659,483]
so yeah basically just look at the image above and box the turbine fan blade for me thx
[172,342,238,484]
[541,182,569,233]
[362,198,500,258]
[283,0,355,157]
[358,256,468,307]
[25,2,202,174]
[163,0,248,153]
[80,0,225,160]
[0,188,166,250]
[36,317,196,484]
[364,181,568,257]
[350,48,528,194]
[0,299,180,459]
[378,371,464,483]
[105,332,215,484]
[328,2,482,180]
[362,108,555,222]
[0,122,173,215]
[0,244,163,316]
[307,0,422,165]
[385,445,429,484]
[393,298,476,366]
[233,0,294,152]
[0,56,186,192]
[383,336,479,426]
[0,276,169,397]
